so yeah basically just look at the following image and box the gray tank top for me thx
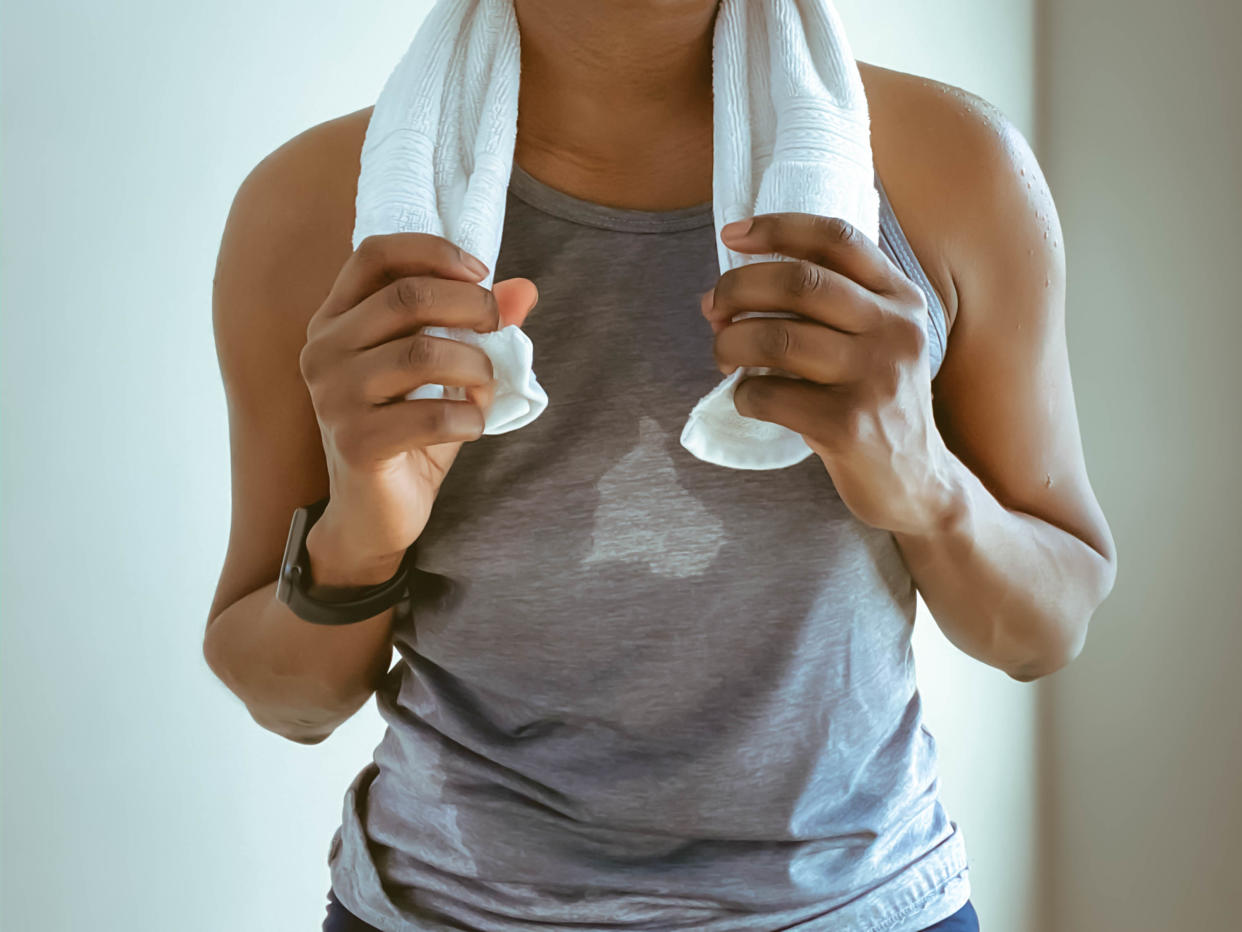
[328,159,971,932]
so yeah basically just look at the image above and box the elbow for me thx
[247,702,338,745]
[1005,604,1097,683]
[1007,545,1116,684]
[1005,614,1089,682]
[289,732,332,745]
[1006,639,1080,682]
[1008,658,1067,682]
[212,691,344,746]
[203,632,342,745]
[202,628,232,692]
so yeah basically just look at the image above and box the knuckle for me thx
[402,334,431,373]
[787,260,824,299]
[391,276,435,313]
[896,271,925,306]
[890,310,928,359]
[355,235,386,268]
[758,321,793,363]
[298,338,329,386]
[304,308,322,344]
[297,340,317,382]
[818,215,859,246]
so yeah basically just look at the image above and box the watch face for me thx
[276,506,311,606]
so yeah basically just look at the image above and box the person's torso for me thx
[327,158,969,932]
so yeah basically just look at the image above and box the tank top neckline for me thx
[508,157,895,240]
[507,159,715,233]
[506,156,945,359]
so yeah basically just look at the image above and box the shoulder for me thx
[216,106,373,323]
[857,62,1055,341]
[212,106,375,414]
[229,105,371,233]
[240,104,372,207]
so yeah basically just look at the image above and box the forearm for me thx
[892,446,1115,680]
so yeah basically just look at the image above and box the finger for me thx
[713,317,866,387]
[330,275,501,352]
[704,258,880,334]
[354,398,486,459]
[320,232,490,319]
[733,374,841,437]
[720,211,904,298]
[350,332,496,404]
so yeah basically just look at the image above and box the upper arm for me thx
[205,113,365,628]
[921,83,1118,585]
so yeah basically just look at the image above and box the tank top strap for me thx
[874,169,949,372]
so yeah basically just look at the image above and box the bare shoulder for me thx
[857,61,1044,339]
[215,106,373,331]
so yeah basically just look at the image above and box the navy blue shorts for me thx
[323,887,979,931]
[323,888,379,932]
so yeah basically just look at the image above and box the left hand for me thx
[701,212,953,536]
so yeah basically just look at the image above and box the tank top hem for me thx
[328,762,972,932]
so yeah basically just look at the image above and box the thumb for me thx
[464,277,538,418]
[491,277,539,330]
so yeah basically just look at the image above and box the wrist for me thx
[902,441,972,540]
[304,509,407,598]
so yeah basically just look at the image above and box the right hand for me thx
[298,232,538,577]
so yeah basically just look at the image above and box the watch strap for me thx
[276,496,416,626]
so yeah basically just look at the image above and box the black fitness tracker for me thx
[276,496,417,625]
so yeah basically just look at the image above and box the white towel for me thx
[353,0,879,470]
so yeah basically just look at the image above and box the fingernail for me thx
[721,218,753,241]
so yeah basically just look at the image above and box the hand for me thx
[700,213,953,536]
[299,232,538,570]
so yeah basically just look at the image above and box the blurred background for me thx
[2,1,1238,929]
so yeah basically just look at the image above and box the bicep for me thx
[929,112,1116,569]
[206,132,354,627]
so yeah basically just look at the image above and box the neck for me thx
[512,0,720,206]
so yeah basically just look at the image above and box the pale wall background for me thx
[3,1,1052,930]
[1038,1,1242,929]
